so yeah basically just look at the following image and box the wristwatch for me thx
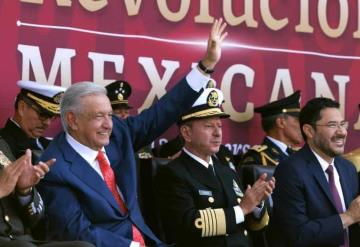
[198,60,214,74]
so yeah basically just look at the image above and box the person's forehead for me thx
[319,107,343,121]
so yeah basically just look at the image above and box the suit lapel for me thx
[303,145,339,212]
[57,134,122,213]
[214,160,240,202]
[182,153,221,191]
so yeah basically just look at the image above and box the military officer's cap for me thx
[254,90,301,118]
[105,80,133,110]
[179,87,230,124]
[17,80,66,116]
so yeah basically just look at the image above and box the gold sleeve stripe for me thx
[195,208,227,237]
[209,208,216,236]
[246,209,270,231]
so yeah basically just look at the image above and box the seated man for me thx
[0,81,66,163]
[155,88,275,247]
[240,91,303,166]
[37,19,228,247]
[271,97,360,246]
[0,136,93,247]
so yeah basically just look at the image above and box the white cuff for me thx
[185,67,211,92]
[234,205,245,224]
[130,241,140,247]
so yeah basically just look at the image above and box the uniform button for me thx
[4,215,9,222]
[244,230,248,236]
[208,197,214,203]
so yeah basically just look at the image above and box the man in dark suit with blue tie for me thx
[271,97,360,246]
[37,19,228,247]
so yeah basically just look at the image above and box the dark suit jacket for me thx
[155,152,267,247]
[271,144,360,247]
[37,78,202,247]
[0,136,44,242]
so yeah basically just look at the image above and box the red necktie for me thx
[97,151,145,246]
[326,164,348,247]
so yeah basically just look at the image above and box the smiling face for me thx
[306,108,347,162]
[67,94,113,151]
[180,117,222,162]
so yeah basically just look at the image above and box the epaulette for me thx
[249,145,268,153]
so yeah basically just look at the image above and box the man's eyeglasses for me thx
[314,121,349,130]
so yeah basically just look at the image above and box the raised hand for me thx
[201,18,228,71]
[16,150,55,195]
[0,151,29,198]
[239,173,275,215]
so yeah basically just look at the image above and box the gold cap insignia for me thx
[117,93,124,101]
[207,90,219,107]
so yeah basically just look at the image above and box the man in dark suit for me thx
[240,91,303,166]
[271,97,360,246]
[0,136,93,247]
[37,19,228,247]
[0,81,66,163]
[155,87,275,247]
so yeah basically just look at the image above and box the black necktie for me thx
[208,164,215,176]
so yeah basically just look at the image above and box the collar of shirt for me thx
[266,136,288,155]
[66,133,106,177]
[309,147,335,172]
[183,147,213,169]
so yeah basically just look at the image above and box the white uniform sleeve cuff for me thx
[185,67,211,92]
[234,205,245,224]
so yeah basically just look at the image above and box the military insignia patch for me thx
[233,179,243,197]
[0,151,11,167]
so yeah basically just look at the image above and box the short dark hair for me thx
[299,97,340,141]
[261,113,294,132]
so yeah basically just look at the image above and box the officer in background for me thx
[105,80,132,120]
[0,81,65,163]
[155,88,274,247]
[240,91,303,166]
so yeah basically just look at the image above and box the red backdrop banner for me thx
[1,1,360,154]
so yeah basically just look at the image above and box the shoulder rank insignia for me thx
[233,179,244,197]
[0,151,11,167]
[250,145,268,153]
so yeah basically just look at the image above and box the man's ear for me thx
[276,116,286,129]
[17,100,27,117]
[180,125,191,143]
[66,112,78,130]
[302,124,314,139]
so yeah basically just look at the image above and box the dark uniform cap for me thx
[105,80,132,110]
[179,88,230,124]
[17,80,66,116]
[254,90,301,118]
